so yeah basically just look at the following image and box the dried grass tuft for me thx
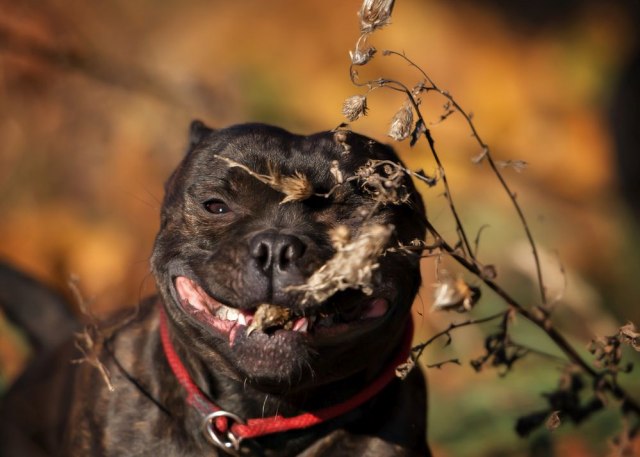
[289,223,393,305]
[215,155,313,204]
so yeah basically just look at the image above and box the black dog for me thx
[0,122,430,456]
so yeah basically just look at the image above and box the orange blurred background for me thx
[1,0,639,455]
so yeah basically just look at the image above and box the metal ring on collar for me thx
[202,410,245,456]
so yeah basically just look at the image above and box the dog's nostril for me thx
[251,240,273,271]
[249,233,306,273]
[277,238,305,270]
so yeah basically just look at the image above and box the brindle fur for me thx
[0,122,430,456]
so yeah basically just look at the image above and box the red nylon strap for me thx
[158,304,414,440]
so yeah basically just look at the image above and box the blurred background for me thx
[1,0,639,455]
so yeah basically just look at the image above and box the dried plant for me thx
[387,102,413,141]
[68,275,139,393]
[339,0,640,451]
[342,95,368,121]
[288,223,393,305]
[214,155,314,204]
[358,0,395,33]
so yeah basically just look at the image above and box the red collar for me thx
[158,304,413,454]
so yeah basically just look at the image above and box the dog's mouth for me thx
[173,276,389,345]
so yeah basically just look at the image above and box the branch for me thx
[384,50,547,306]
[424,218,640,416]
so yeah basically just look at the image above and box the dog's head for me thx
[151,122,425,391]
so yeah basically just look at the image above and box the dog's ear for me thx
[187,120,215,153]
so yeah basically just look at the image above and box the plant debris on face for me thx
[214,155,314,204]
[288,223,393,305]
[247,304,293,335]
[175,275,390,345]
[356,160,411,205]
[170,144,414,344]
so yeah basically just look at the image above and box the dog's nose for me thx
[250,233,306,273]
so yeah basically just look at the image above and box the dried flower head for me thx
[432,277,481,312]
[246,304,292,335]
[342,95,368,122]
[588,335,623,370]
[618,322,640,352]
[395,356,416,379]
[359,0,395,33]
[214,155,313,204]
[388,102,414,141]
[333,130,352,154]
[545,411,562,432]
[330,160,344,184]
[355,159,410,205]
[350,45,377,66]
[288,223,393,304]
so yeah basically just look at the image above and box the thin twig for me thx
[427,358,461,369]
[383,50,547,306]
[411,311,505,361]
[349,69,476,260]
[424,218,640,416]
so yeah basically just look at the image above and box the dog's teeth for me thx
[215,307,228,320]
[237,313,247,326]
[293,317,309,333]
[226,308,239,322]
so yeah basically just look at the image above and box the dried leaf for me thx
[410,118,426,147]
[471,147,489,164]
[619,322,640,352]
[388,102,413,141]
[496,160,528,173]
[432,277,481,313]
[395,356,415,379]
[545,411,562,431]
[481,265,498,280]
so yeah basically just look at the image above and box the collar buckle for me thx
[202,410,245,456]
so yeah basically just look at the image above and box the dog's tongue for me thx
[361,298,389,319]
[175,276,387,346]
[175,276,220,311]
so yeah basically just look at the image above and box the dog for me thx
[0,121,430,456]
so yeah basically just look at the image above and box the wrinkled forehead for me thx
[183,127,398,189]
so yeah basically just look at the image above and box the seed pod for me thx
[359,0,395,33]
[388,102,413,141]
[432,277,481,313]
[349,46,376,65]
[342,95,368,121]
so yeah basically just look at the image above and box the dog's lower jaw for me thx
[158,270,407,389]
[158,308,424,456]
[163,292,410,396]
[168,314,411,393]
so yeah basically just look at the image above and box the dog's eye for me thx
[204,199,231,215]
